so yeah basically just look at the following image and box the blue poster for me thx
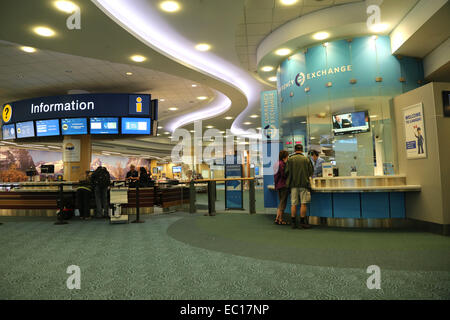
[225,164,243,209]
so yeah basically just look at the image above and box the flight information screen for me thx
[90,117,119,134]
[2,123,16,140]
[36,119,60,137]
[121,118,151,134]
[61,118,88,135]
[16,121,35,138]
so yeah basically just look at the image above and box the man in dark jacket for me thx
[91,166,111,218]
[285,144,314,229]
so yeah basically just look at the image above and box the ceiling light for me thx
[313,32,329,40]
[169,107,178,111]
[191,84,198,87]
[261,66,274,72]
[197,96,208,100]
[158,126,163,129]
[54,1,78,13]
[33,26,55,37]
[125,72,133,76]
[164,132,170,135]
[370,23,389,33]
[160,99,165,101]
[268,76,277,82]
[250,114,259,118]
[160,1,180,13]
[130,55,146,62]
[190,130,195,133]
[275,48,291,56]
[280,0,298,5]
[243,122,252,125]
[20,46,36,53]
[195,43,211,51]
[225,116,233,120]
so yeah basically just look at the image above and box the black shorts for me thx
[277,187,289,209]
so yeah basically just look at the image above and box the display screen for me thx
[36,119,60,137]
[121,117,151,134]
[443,91,450,117]
[172,166,182,173]
[61,118,88,135]
[332,111,370,135]
[90,117,118,134]
[2,123,16,140]
[16,121,35,138]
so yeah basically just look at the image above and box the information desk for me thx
[267,175,421,222]
[0,182,190,216]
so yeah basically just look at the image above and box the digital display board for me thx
[121,118,151,134]
[90,117,118,134]
[36,119,60,137]
[2,123,16,140]
[61,118,88,135]
[332,111,370,136]
[16,121,35,138]
[172,166,182,173]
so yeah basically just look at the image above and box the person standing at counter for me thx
[274,150,289,225]
[76,171,93,220]
[91,166,111,218]
[138,167,151,187]
[285,144,313,229]
[126,164,139,187]
[309,150,325,178]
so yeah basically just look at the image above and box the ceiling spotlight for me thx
[190,130,195,133]
[313,32,329,40]
[268,76,277,82]
[130,55,146,62]
[206,125,214,129]
[169,107,178,111]
[280,0,298,5]
[250,114,259,118]
[160,1,180,12]
[197,96,208,100]
[158,126,163,129]
[370,23,389,33]
[224,116,233,120]
[33,26,55,37]
[191,84,198,87]
[243,122,252,125]
[126,72,133,75]
[275,48,291,56]
[20,46,36,53]
[195,43,211,51]
[54,1,78,13]
[261,66,274,72]
[164,132,170,135]
[160,99,165,101]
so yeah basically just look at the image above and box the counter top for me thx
[267,184,421,192]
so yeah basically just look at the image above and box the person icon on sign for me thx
[414,127,424,154]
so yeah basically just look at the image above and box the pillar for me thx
[63,135,92,182]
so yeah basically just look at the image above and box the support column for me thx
[63,135,92,182]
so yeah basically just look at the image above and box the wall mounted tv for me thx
[90,117,118,134]
[61,118,88,135]
[16,121,35,138]
[332,111,370,135]
[172,166,182,173]
[36,119,60,137]
[2,123,16,140]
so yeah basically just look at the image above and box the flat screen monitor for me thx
[40,164,55,174]
[61,118,88,135]
[443,91,450,117]
[172,166,182,173]
[90,117,118,134]
[36,119,60,137]
[332,111,370,135]
[16,121,35,138]
[152,167,159,174]
[121,117,151,134]
[2,123,16,140]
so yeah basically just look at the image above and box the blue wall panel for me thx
[333,193,361,218]
[361,193,390,218]
[390,192,406,218]
[310,193,333,217]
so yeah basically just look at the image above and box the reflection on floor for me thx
[0,213,449,300]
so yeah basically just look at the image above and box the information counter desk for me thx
[0,182,190,216]
[268,175,421,226]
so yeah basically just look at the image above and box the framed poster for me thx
[403,103,427,159]
[63,139,81,162]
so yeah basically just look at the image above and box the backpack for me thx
[93,167,110,188]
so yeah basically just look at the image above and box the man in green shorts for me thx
[285,144,314,229]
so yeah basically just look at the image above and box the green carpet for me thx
[0,213,449,300]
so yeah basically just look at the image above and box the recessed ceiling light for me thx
[130,55,146,62]
[20,46,36,53]
[206,125,214,129]
[250,114,259,118]
[169,107,178,111]
[191,84,198,87]
[164,132,170,135]
[158,126,163,129]
[268,76,277,82]
[313,32,329,40]
[280,0,298,5]
[157,134,161,136]
[54,0,78,13]
[257,127,261,130]
[243,122,252,125]
[261,66,274,72]
[370,23,389,33]
[33,26,55,37]
[160,1,180,12]
[197,96,208,100]
[160,99,165,101]
[275,48,291,56]
[220,131,225,134]
[190,130,195,133]
[126,72,133,75]
[224,116,233,120]
[195,43,211,51]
